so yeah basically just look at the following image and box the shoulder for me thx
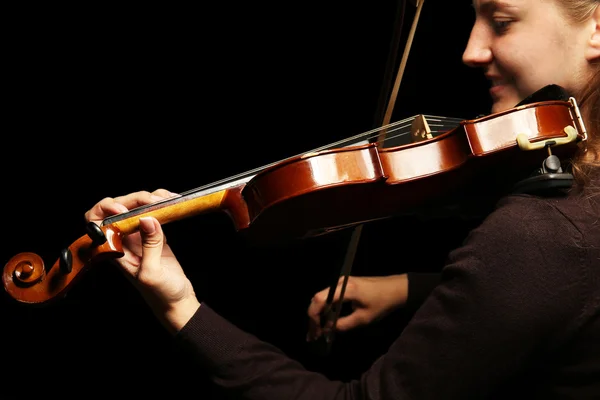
[444,192,590,296]
[467,193,585,251]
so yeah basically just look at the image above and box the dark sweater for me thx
[176,190,600,399]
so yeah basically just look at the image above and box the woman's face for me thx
[463,0,598,113]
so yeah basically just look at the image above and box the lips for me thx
[486,75,505,97]
[489,84,504,99]
[486,73,504,85]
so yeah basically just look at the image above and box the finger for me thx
[307,301,326,340]
[152,188,180,198]
[307,279,358,341]
[306,288,329,340]
[85,190,178,224]
[307,277,356,321]
[307,289,328,320]
[113,190,172,210]
[84,197,130,223]
[138,216,164,279]
[335,310,369,332]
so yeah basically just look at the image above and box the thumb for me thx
[138,216,164,274]
[335,310,370,332]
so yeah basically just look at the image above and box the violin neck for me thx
[101,182,250,235]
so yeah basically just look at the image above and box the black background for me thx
[2,2,492,398]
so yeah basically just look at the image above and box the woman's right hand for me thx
[306,274,408,342]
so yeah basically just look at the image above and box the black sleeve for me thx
[405,272,441,313]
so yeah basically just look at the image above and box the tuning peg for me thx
[59,248,72,274]
[86,222,106,245]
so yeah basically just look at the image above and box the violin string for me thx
[177,114,463,196]
[105,115,464,222]
[183,115,462,193]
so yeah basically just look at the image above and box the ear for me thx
[586,5,600,61]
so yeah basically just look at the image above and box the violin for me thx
[2,96,587,305]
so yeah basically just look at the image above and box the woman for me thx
[311,0,600,341]
[86,0,600,398]
[308,0,600,341]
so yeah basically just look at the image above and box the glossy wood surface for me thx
[3,226,124,304]
[463,101,579,156]
[3,99,586,304]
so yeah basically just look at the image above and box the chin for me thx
[491,102,505,114]
[491,98,519,114]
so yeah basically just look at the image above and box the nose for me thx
[462,22,492,67]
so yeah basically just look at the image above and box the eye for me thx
[491,19,512,33]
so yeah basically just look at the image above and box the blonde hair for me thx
[558,0,600,187]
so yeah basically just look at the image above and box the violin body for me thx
[241,99,584,237]
[2,98,587,304]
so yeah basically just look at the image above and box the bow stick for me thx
[319,0,426,354]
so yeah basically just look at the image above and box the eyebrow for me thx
[475,0,515,13]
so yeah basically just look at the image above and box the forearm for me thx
[176,304,353,400]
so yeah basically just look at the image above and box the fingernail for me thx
[139,217,156,234]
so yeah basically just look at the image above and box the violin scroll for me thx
[5,252,45,286]
[3,224,126,305]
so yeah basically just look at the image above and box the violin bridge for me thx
[410,114,433,142]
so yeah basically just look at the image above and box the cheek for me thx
[496,44,557,92]
[496,31,558,71]
[493,37,525,72]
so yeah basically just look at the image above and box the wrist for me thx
[163,297,202,335]
[388,273,409,308]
